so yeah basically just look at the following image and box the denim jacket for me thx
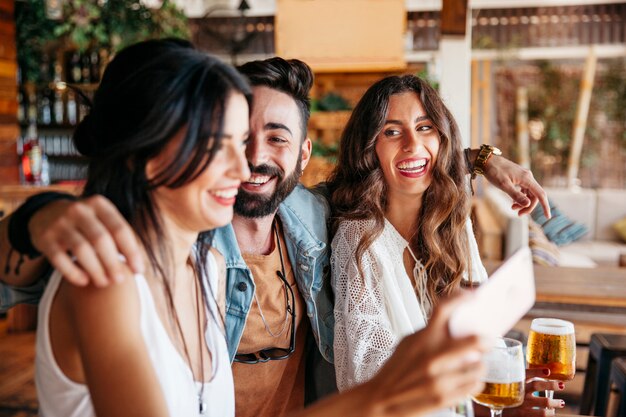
[214,184,335,363]
[0,279,46,312]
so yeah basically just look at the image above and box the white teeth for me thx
[397,160,427,170]
[246,175,271,185]
[210,188,238,198]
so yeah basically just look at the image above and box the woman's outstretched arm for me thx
[293,296,487,417]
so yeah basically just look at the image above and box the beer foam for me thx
[530,318,575,335]
[485,362,525,384]
[484,349,525,383]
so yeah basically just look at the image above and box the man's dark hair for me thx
[237,57,313,140]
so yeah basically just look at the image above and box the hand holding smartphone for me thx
[448,247,536,339]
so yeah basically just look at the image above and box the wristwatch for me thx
[472,144,502,179]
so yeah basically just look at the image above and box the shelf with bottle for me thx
[17,46,107,129]
[16,46,106,185]
[17,122,88,185]
[18,82,91,130]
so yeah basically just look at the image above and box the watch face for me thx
[482,145,502,156]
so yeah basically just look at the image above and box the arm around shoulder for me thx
[0,213,49,287]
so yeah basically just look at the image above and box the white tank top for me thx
[35,252,234,417]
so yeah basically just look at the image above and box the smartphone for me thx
[448,246,536,339]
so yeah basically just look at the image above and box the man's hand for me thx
[482,156,551,218]
[29,195,143,287]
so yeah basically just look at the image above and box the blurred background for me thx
[1,0,624,189]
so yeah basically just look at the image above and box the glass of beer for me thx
[526,318,576,399]
[472,337,525,417]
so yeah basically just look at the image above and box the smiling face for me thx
[375,92,440,205]
[234,85,311,218]
[149,92,251,233]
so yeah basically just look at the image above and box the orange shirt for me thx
[232,226,308,417]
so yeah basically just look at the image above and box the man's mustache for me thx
[247,163,284,179]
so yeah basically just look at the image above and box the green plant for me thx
[416,68,439,91]
[15,0,57,83]
[16,0,190,80]
[150,0,189,41]
[594,58,626,146]
[525,58,626,184]
[311,141,338,163]
[54,0,190,52]
[317,93,351,111]
[527,61,579,171]
[101,0,190,52]
[53,0,108,51]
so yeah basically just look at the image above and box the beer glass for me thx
[472,338,525,417]
[526,318,576,399]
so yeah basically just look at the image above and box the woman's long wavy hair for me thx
[328,75,471,315]
[74,38,252,328]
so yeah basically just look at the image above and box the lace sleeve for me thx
[331,220,399,392]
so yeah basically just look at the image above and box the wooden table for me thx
[533,265,626,308]
[511,265,626,343]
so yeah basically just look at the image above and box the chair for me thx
[580,334,626,416]
[606,358,626,417]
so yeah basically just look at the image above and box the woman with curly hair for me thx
[328,75,567,417]
[328,74,487,393]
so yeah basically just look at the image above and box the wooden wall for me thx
[275,0,406,72]
[0,0,18,184]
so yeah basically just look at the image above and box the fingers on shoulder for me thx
[85,196,136,241]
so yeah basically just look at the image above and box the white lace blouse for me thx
[331,217,487,392]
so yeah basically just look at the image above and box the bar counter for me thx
[0,183,83,218]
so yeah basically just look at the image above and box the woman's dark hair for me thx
[74,38,252,325]
[328,74,471,315]
[237,57,313,140]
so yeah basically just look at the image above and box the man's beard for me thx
[234,157,302,218]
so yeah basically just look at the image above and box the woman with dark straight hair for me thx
[34,39,251,417]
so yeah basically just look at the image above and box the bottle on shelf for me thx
[81,52,91,84]
[38,87,52,125]
[17,87,25,123]
[53,56,63,84]
[53,89,64,125]
[21,122,43,185]
[99,49,109,81]
[41,153,50,185]
[90,49,100,83]
[17,67,26,124]
[27,87,38,123]
[39,52,52,84]
[70,51,82,83]
[67,89,77,125]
